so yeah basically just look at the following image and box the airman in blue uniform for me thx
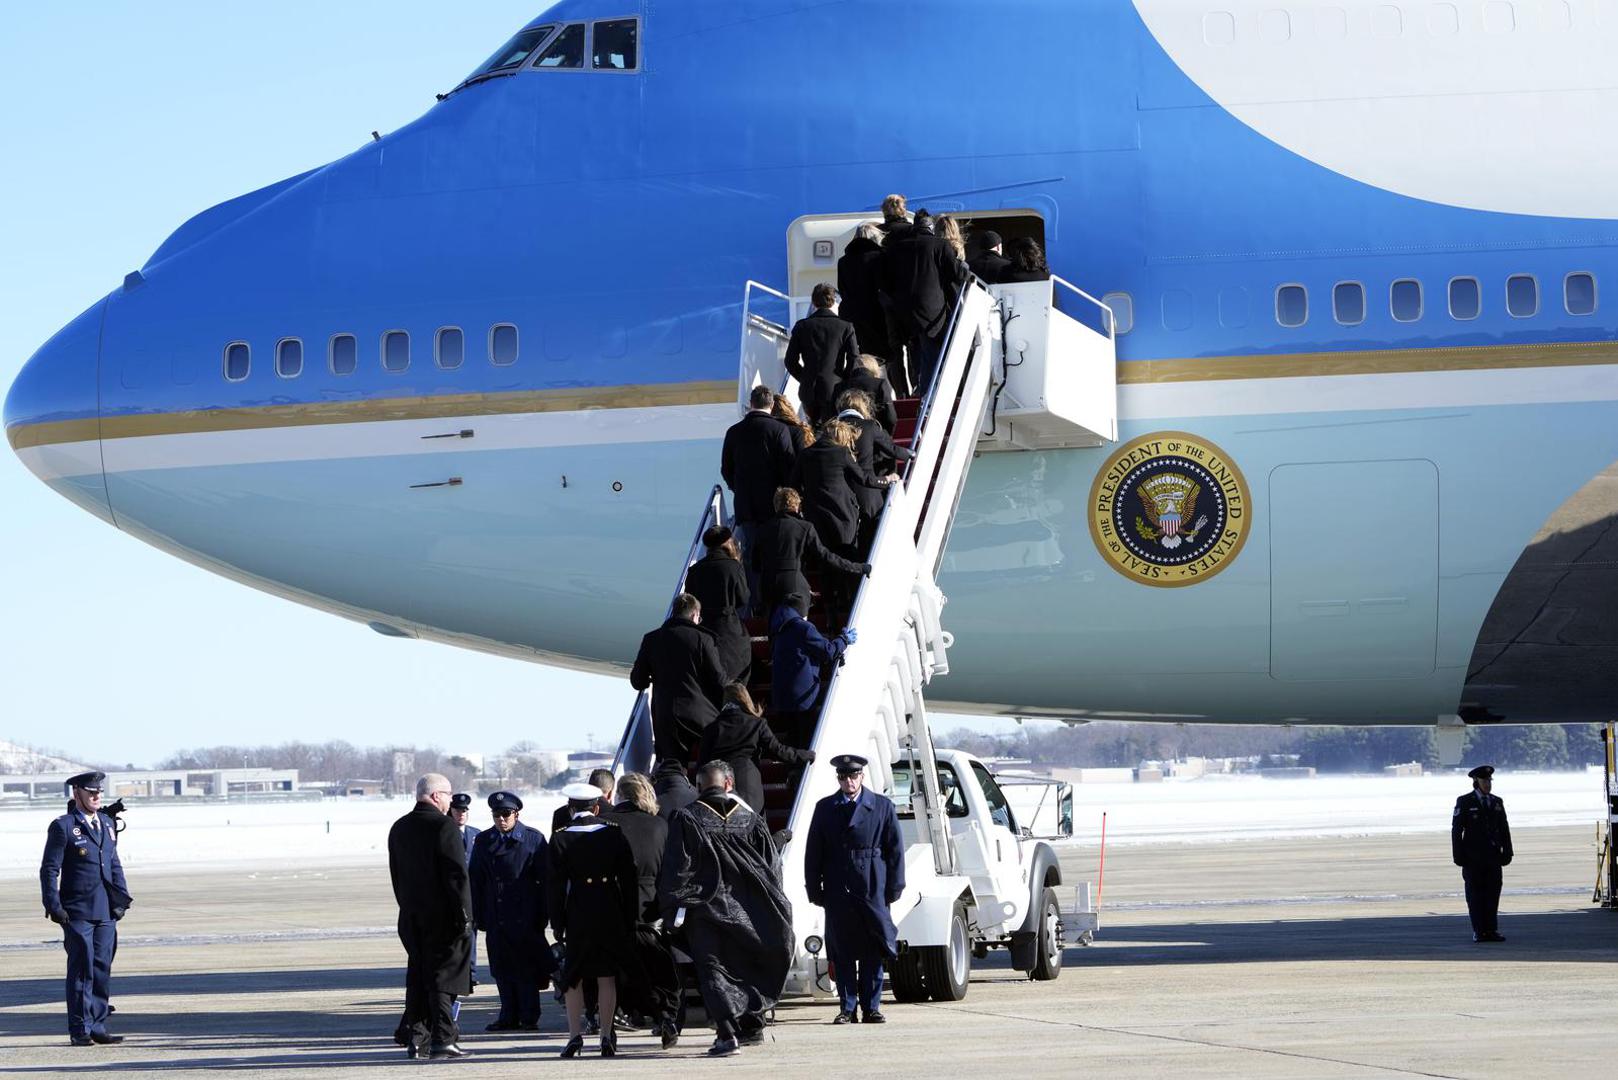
[39,771,132,1046]
[469,790,554,1031]
[1453,764,1513,942]
[803,754,905,1025]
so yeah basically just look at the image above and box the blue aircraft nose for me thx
[4,298,114,524]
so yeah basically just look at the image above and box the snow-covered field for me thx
[0,771,1602,879]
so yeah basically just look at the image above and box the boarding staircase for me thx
[613,268,1117,992]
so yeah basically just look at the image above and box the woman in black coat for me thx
[832,390,913,557]
[611,774,680,1044]
[683,526,752,684]
[999,236,1051,282]
[832,354,899,433]
[793,420,893,620]
[749,488,870,615]
[697,685,815,814]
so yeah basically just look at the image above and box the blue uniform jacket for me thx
[769,606,851,713]
[40,809,131,922]
[803,786,905,959]
[469,822,554,970]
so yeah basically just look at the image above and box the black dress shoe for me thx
[1483,932,1507,942]
[862,1011,887,1024]
[707,1036,740,1057]
[739,1028,766,1046]
[484,1019,517,1032]
[429,1043,470,1060]
[89,1032,124,1044]
[600,1031,618,1057]
[69,1035,94,1047]
[560,1035,584,1059]
[518,1021,540,1031]
[659,1021,679,1049]
[832,1010,858,1025]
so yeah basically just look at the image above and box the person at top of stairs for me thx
[629,592,726,767]
[749,488,870,617]
[697,684,815,816]
[768,593,857,748]
[784,282,860,427]
[878,208,967,397]
[792,419,894,625]
[683,526,752,684]
[837,225,893,382]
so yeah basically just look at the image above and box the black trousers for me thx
[628,924,682,1026]
[1462,864,1503,936]
[399,930,460,1050]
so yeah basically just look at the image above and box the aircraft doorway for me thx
[786,207,1047,297]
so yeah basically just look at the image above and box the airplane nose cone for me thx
[4,298,114,524]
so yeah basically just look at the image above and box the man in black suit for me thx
[388,773,475,1060]
[784,282,860,426]
[968,230,1011,284]
[880,210,967,397]
[1452,764,1513,942]
[630,593,727,766]
[722,384,798,600]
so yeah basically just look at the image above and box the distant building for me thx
[340,779,386,798]
[0,767,298,803]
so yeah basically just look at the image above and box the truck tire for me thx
[921,903,971,1001]
[888,951,928,1003]
[1029,886,1063,981]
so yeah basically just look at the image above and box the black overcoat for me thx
[547,814,641,989]
[784,309,860,424]
[721,411,798,524]
[793,441,887,549]
[837,236,891,360]
[749,510,868,613]
[831,369,899,432]
[630,616,726,765]
[803,787,906,961]
[683,552,752,684]
[834,410,911,521]
[388,802,474,995]
[697,704,813,813]
[880,226,968,338]
[968,249,1011,284]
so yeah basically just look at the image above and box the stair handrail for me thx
[612,484,730,776]
[738,280,800,410]
[904,276,978,475]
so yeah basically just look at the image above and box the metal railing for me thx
[737,280,800,411]
[1051,274,1117,342]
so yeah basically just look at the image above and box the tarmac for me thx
[0,825,1613,1079]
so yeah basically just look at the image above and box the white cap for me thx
[562,782,603,801]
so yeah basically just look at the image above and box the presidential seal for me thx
[1087,431,1249,587]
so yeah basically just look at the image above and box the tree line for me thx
[153,740,568,793]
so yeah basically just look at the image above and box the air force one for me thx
[8,0,1618,734]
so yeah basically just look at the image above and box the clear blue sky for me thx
[0,5,1023,768]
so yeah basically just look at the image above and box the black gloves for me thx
[46,908,67,926]
[111,907,126,922]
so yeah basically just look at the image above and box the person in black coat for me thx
[832,354,899,433]
[549,784,642,1058]
[794,420,894,622]
[999,235,1051,282]
[630,593,727,767]
[722,384,799,587]
[968,229,1011,284]
[698,684,815,814]
[683,526,752,684]
[837,224,891,365]
[387,774,474,1059]
[832,392,913,556]
[750,487,870,615]
[1452,765,1514,942]
[879,210,968,396]
[611,773,681,1047]
[785,282,860,426]
[877,192,912,244]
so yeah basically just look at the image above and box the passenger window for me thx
[471,24,556,77]
[223,341,250,382]
[1507,274,1538,317]
[275,338,303,379]
[490,323,519,366]
[1565,272,1597,316]
[891,762,969,818]
[1276,284,1307,327]
[382,330,410,373]
[1390,278,1422,322]
[970,762,1018,833]
[1448,277,1480,320]
[436,327,464,370]
[329,334,357,375]
[592,18,639,70]
[534,23,584,68]
[1100,292,1133,335]
[1333,281,1365,325]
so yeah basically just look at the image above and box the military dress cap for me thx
[487,790,523,812]
[562,782,602,802]
[1468,765,1496,780]
[830,754,868,775]
[449,792,472,810]
[65,771,106,793]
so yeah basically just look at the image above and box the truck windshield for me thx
[469,24,557,79]
[970,762,1018,833]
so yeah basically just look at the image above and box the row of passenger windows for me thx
[1096,272,1597,336]
[223,325,519,381]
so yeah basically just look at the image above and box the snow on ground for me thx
[0,771,1602,879]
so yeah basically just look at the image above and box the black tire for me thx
[1029,886,1063,981]
[888,951,928,1003]
[920,902,971,1001]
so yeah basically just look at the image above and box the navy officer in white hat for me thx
[39,770,132,1045]
[802,753,905,1025]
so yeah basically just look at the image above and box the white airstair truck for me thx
[614,210,1115,1000]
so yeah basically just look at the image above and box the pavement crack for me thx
[919,1001,1469,1079]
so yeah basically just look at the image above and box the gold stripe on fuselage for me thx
[9,339,1618,452]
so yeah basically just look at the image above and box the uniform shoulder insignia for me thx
[1452,806,1461,818]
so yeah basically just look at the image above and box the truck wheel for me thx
[888,951,928,1003]
[921,903,971,1001]
[1030,887,1063,981]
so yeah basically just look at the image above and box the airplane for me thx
[7,0,1618,744]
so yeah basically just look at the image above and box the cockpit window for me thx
[592,19,639,70]
[534,23,585,69]
[472,24,557,78]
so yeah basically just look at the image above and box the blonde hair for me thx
[855,222,884,245]
[937,215,966,261]
[836,388,874,419]
[771,394,814,446]
[855,354,883,377]
[616,773,657,815]
[882,193,908,222]
[724,683,762,716]
[822,419,858,452]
